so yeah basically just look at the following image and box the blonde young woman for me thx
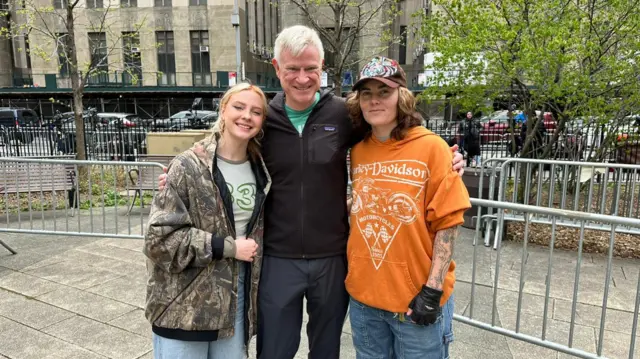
[345,57,471,359]
[143,82,271,359]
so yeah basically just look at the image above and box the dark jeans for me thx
[257,255,349,359]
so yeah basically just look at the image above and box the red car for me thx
[479,110,556,143]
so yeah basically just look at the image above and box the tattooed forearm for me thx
[426,226,459,290]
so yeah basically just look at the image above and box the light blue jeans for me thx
[153,263,247,359]
[349,295,455,359]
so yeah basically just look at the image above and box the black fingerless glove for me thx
[408,285,443,325]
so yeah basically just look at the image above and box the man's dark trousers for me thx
[257,255,349,359]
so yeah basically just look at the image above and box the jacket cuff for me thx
[223,236,237,258]
[211,235,226,260]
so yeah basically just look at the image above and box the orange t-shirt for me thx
[345,126,471,313]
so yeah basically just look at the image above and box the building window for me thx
[86,0,103,8]
[190,31,211,86]
[154,0,171,6]
[57,33,71,77]
[0,0,9,11]
[399,25,407,65]
[189,0,206,5]
[53,0,67,9]
[121,0,136,7]
[122,32,142,85]
[88,32,108,84]
[156,31,176,86]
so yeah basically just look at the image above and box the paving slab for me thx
[0,316,104,359]
[37,286,136,322]
[449,340,514,359]
[0,266,11,278]
[0,288,75,330]
[598,329,640,359]
[0,270,62,297]
[76,242,146,264]
[25,260,123,290]
[498,308,596,355]
[42,315,151,359]
[96,237,145,252]
[0,250,51,271]
[553,298,636,335]
[22,248,122,270]
[86,274,146,308]
[455,304,512,354]
[108,309,152,338]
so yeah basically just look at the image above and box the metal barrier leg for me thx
[126,189,141,216]
[0,238,17,254]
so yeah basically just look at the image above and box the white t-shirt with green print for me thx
[217,155,256,238]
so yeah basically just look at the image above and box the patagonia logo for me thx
[324,126,336,131]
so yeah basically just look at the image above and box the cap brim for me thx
[352,77,400,91]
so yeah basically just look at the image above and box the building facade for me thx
[0,0,432,118]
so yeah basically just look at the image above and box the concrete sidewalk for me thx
[0,210,639,358]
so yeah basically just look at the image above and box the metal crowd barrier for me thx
[0,157,166,254]
[475,158,640,249]
[461,198,640,359]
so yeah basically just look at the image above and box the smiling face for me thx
[220,89,265,143]
[272,45,323,111]
[359,80,399,134]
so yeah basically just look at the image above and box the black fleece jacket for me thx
[261,89,362,258]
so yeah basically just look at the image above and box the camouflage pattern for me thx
[143,133,271,343]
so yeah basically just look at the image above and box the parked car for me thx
[151,110,218,130]
[0,107,41,144]
[96,113,142,129]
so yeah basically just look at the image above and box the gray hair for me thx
[274,25,324,64]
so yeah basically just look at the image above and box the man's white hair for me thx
[274,25,324,63]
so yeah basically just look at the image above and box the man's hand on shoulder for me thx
[450,145,464,176]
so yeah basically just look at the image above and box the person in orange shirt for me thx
[345,56,472,359]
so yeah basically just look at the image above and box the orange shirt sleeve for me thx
[424,137,472,233]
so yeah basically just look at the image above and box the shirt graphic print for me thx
[350,159,430,270]
[217,156,256,238]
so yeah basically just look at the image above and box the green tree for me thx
[418,0,640,161]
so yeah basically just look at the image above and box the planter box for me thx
[146,131,209,155]
[461,167,501,229]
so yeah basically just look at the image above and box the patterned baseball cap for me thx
[352,56,407,91]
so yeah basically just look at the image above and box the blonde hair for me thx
[346,86,423,141]
[212,82,268,160]
[274,25,324,63]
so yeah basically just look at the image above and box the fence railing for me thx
[2,156,640,358]
[461,198,640,359]
[474,158,640,251]
[1,117,638,164]
[0,157,166,253]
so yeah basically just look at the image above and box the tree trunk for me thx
[72,90,86,161]
[333,72,342,96]
[65,5,86,162]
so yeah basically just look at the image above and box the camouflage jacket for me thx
[143,134,271,344]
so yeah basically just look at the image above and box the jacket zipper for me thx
[300,130,305,258]
[245,197,266,345]
[211,169,241,333]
